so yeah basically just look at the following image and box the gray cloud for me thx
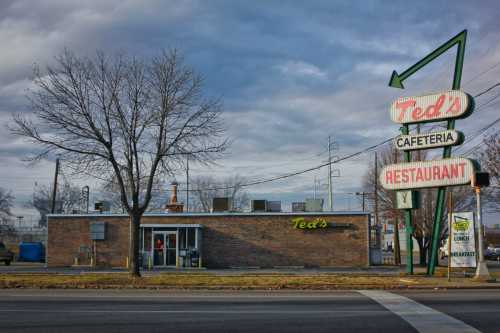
[0,0,499,220]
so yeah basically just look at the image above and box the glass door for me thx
[152,231,177,267]
[165,232,177,266]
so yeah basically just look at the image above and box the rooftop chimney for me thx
[165,181,184,213]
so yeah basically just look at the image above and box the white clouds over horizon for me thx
[0,0,499,220]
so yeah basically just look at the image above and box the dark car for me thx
[485,245,500,260]
[0,242,14,265]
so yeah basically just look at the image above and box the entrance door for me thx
[152,231,177,267]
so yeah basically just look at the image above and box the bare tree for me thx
[0,187,15,224]
[27,182,81,227]
[363,144,474,265]
[11,49,227,276]
[97,175,167,213]
[191,175,249,212]
[478,132,499,211]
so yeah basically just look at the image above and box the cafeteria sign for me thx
[394,130,463,151]
[451,212,477,268]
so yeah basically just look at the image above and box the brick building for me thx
[47,212,371,269]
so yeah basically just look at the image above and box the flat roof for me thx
[47,211,370,218]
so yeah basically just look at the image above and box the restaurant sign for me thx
[394,130,463,151]
[389,90,473,124]
[380,157,476,190]
[451,212,477,268]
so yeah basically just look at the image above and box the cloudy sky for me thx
[1,0,499,222]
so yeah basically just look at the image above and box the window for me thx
[188,228,196,248]
[143,228,152,252]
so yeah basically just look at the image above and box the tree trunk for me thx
[393,218,401,266]
[416,237,427,266]
[129,213,142,277]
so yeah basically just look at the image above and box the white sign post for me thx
[450,212,477,268]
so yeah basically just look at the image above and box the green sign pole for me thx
[428,30,467,275]
[401,125,413,274]
[389,30,467,275]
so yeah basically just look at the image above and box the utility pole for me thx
[186,155,189,213]
[393,148,401,266]
[328,136,333,211]
[313,176,317,199]
[374,152,379,248]
[355,192,368,211]
[474,185,491,280]
[447,190,453,282]
[50,159,60,214]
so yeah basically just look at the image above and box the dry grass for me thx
[0,272,497,290]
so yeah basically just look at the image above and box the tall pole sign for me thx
[385,30,473,275]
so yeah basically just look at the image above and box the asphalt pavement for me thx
[1,261,499,275]
[0,289,498,332]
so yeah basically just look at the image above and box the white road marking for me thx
[0,309,384,314]
[0,294,361,299]
[359,290,481,333]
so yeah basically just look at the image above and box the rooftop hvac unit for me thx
[292,202,306,212]
[212,197,231,212]
[305,198,324,212]
[267,201,281,212]
[251,200,267,212]
[94,201,111,212]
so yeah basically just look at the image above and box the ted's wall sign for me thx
[389,90,473,124]
[380,157,475,190]
[394,130,463,151]
[291,217,353,230]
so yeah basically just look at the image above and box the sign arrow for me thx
[387,30,469,277]
[389,30,467,89]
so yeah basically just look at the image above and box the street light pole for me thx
[474,186,491,280]
[328,136,333,211]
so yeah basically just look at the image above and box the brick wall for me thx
[47,213,369,268]
[48,217,130,267]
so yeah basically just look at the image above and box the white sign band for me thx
[394,130,463,151]
[389,90,473,124]
[380,158,476,190]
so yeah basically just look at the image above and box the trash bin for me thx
[18,242,45,262]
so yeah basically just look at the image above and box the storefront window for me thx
[143,228,152,252]
[188,228,196,248]
[179,228,187,249]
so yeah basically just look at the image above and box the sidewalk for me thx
[1,261,499,276]
[0,263,498,290]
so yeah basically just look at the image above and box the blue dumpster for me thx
[18,242,45,262]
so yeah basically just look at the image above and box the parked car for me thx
[439,239,449,259]
[485,245,500,260]
[0,242,14,265]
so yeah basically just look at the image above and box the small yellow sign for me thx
[452,218,470,232]
[292,217,328,230]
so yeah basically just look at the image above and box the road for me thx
[0,289,498,332]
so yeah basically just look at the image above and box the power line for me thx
[13,81,500,195]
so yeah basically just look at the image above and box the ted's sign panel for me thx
[380,157,476,190]
[389,90,473,124]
